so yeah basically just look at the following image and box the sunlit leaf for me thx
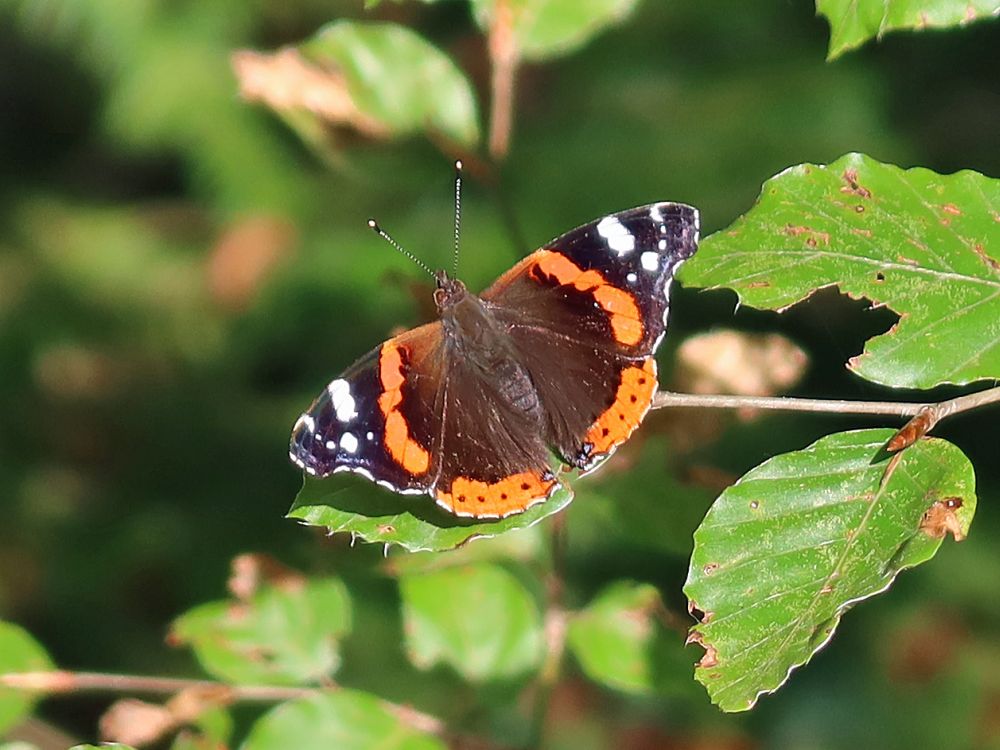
[567,581,690,695]
[170,578,351,685]
[470,0,640,60]
[243,691,445,750]
[400,563,543,681]
[0,622,54,734]
[816,0,1000,59]
[684,429,976,712]
[682,153,1000,388]
[289,475,573,553]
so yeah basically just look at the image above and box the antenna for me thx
[452,160,463,276]
[367,219,435,278]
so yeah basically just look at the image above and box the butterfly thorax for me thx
[435,270,542,419]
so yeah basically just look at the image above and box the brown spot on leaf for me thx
[921,497,966,541]
[377,524,396,534]
[897,253,921,265]
[841,168,872,198]
[696,641,720,669]
[784,225,830,245]
[685,628,719,671]
[942,203,962,215]
[973,243,1000,272]
[853,227,873,237]
[875,271,886,282]
[702,562,720,576]
[746,280,771,288]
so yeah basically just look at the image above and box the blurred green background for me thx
[1,0,999,747]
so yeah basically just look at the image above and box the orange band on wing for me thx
[378,343,431,475]
[585,358,657,454]
[529,250,643,346]
[436,471,557,518]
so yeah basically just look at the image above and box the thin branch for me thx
[488,0,518,161]
[525,513,569,747]
[0,671,444,737]
[651,385,1000,422]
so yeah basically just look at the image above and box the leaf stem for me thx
[0,670,444,736]
[487,0,518,161]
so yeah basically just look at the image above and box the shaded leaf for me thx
[567,581,690,695]
[289,475,573,553]
[817,0,1000,59]
[243,691,445,750]
[400,563,543,681]
[569,437,714,558]
[0,622,54,734]
[471,0,640,60]
[171,578,351,685]
[681,153,1000,388]
[683,429,976,712]
[235,21,479,153]
[70,746,137,750]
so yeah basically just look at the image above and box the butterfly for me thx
[290,178,699,519]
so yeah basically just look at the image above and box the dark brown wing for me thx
[431,349,560,519]
[481,202,699,471]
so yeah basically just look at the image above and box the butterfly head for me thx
[433,270,467,312]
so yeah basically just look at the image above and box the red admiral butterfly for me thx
[290,180,699,519]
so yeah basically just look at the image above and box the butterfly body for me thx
[290,202,699,518]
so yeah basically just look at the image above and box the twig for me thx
[651,385,1000,422]
[525,513,569,746]
[487,0,518,161]
[0,671,443,737]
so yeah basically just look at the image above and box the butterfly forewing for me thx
[289,323,446,495]
[482,202,699,470]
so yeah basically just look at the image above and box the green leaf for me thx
[470,0,640,60]
[303,20,479,147]
[683,429,976,712]
[171,578,351,685]
[243,691,445,750]
[0,622,54,734]
[70,746,137,750]
[289,475,573,553]
[400,563,543,681]
[817,0,1000,59]
[567,581,689,695]
[681,153,1000,388]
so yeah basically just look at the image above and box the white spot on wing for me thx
[626,272,638,284]
[650,204,664,223]
[340,432,359,454]
[366,431,374,441]
[326,440,337,450]
[327,379,357,422]
[596,215,635,256]
[294,414,316,434]
[641,251,659,272]
[658,239,668,251]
